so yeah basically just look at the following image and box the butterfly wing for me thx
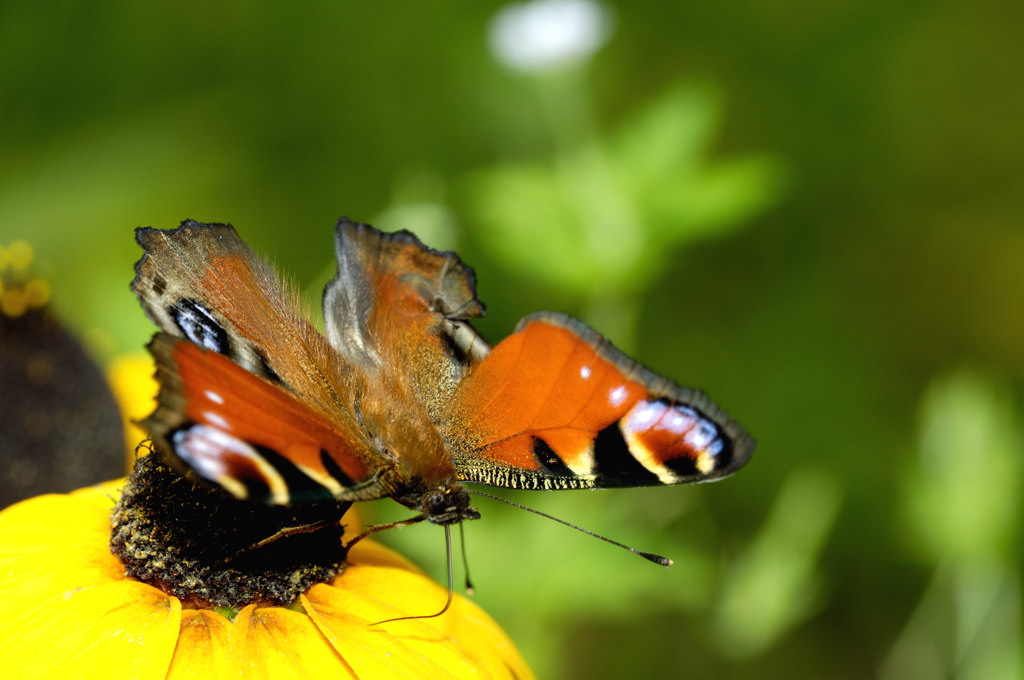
[322,217,489,386]
[446,312,754,490]
[133,220,394,503]
[319,219,492,489]
[146,333,395,503]
[135,220,336,388]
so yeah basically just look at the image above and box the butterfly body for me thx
[133,219,753,527]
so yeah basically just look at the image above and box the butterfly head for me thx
[399,482,480,526]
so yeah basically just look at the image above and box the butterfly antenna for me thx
[458,522,475,595]
[371,524,455,626]
[467,489,673,567]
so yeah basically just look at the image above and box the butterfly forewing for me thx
[323,218,488,371]
[447,312,754,490]
[322,219,491,448]
[133,220,396,504]
[134,221,375,421]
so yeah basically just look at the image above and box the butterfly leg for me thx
[343,515,427,552]
[222,518,340,564]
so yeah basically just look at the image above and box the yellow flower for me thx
[0,241,50,318]
[105,352,158,461]
[0,480,533,680]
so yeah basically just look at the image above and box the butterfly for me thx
[132,218,754,535]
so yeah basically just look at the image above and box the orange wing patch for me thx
[145,335,391,504]
[460,321,645,473]
[448,313,753,490]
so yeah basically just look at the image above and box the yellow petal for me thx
[0,483,120,554]
[302,586,463,679]
[304,542,534,680]
[225,604,354,680]
[167,610,232,679]
[346,536,424,572]
[0,489,125,612]
[0,484,532,680]
[0,579,181,680]
[106,353,158,459]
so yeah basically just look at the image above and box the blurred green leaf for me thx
[906,370,1020,563]
[467,162,593,288]
[658,155,786,238]
[610,84,718,193]
[885,370,1022,680]
[711,470,842,659]
[467,82,786,302]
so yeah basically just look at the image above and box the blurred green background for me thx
[2,1,1021,678]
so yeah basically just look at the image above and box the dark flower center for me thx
[110,452,352,610]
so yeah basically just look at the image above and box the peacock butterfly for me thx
[132,218,754,533]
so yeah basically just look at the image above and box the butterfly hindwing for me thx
[145,333,396,503]
[447,312,754,490]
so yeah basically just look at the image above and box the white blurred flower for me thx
[488,0,613,73]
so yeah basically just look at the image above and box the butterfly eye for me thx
[426,492,449,516]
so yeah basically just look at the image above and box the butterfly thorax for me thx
[350,358,480,525]
[375,420,481,525]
